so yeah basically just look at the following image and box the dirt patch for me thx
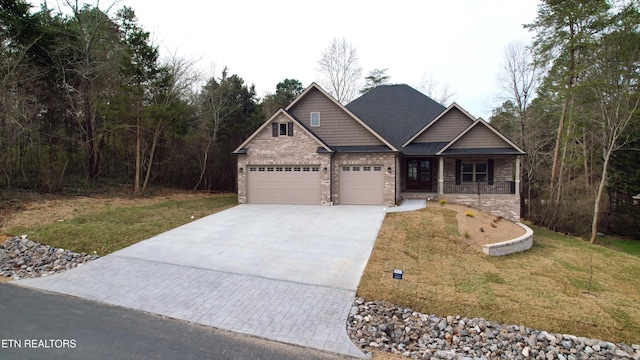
[0,191,216,236]
[0,275,9,283]
[438,202,526,251]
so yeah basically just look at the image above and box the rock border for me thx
[348,298,640,359]
[482,222,534,256]
[0,236,99,280]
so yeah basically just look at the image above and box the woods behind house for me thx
[0,0,638,240]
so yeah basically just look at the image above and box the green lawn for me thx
[8,194,237,255]
[596,236,640,257]
[358,206,640,345]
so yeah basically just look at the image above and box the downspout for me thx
[330,151,335,205]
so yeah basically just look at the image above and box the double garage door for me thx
[246,164,384,205]
[247,166,321,204]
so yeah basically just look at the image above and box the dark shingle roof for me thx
[402,142,449,156]
[441,148,524,155]
[331,145,396,153]
[346,84,446,149]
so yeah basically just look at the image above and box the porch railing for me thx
[443,181,515,195]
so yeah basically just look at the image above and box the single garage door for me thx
[340,165,384,205]
[247,165,321,204]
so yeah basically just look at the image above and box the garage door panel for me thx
[248,166,321,205]
[340,165,384,205]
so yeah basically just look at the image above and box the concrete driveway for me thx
[15,204,389,357]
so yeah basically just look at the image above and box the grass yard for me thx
[358,205,640,346]
[596,236,640,257]
[3,192,237,255]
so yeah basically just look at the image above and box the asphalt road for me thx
[0,283,353,360]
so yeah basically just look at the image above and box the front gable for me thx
[233,109,330,156]
[287,84,395,149]
[403,103,475,146]
[437,118,525,155]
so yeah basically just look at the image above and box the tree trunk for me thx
[549,21,576,204]
[590,147,612,243]
[82,76,100,179]
[141,124,162,194]
[134,107,141,194]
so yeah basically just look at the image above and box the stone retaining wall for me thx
[444,194,520,222]
[483,222,534,256]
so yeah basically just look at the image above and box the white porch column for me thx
[438,157,444,195]
[515,156,521,197]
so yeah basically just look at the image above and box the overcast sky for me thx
[35,0,541,119]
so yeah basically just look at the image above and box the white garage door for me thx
[247,165,321,205]
[340,165,384,205]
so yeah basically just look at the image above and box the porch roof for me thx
[440,148,523,156]
[331,145,397,153]
[401,142,448,156]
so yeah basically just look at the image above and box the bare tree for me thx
[141,53,198,193]
[587,8,640,243]
[496,41,540,152]
[416,73,456,105]
[317,38,362,103]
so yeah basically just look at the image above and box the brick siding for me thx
[237,114,331,205]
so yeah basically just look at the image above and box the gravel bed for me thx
[348,298,640,359]
[0,236,99,279]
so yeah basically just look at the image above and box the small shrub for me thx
[439,199,447,206]
[493,216,503,223]
[464,231,470,239]
[490,222,497,228]
[465,210,475,218]
[480,227,485,232]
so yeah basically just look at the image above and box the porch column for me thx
[438,157,444,195]
[515,156,521,196]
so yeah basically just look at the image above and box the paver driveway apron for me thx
[15,204,388,357]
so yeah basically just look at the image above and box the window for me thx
[310,112,320,127]
[294,167,301,172]
[353,166,360,171]
[312,167,319,172]
[267,167,274,172]
[273,122,294,137]
[363,166,371,171]
[258,167,265,172]
[249,167,257,172]
[285,167,292,172]
[342,166,350,171]
[276,167,283,171]
[374,166,382,171]
[461,162,487,182]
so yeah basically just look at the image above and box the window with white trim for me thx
[310,112,320,127]
[461,162,487,182]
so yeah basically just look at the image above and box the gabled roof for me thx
[436,117,525,155]
[346,84,446,149]
[232,108,331,154]
[402,103,476,147]
[288,83,397,151]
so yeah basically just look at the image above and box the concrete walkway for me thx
[15,204,389,358]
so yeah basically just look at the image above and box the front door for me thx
[407,159,433,191]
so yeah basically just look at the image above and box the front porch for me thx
[398,156,522,221]
[399,156,521,195]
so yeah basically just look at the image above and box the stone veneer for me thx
[332,153,397,207]
[440,194,520,222]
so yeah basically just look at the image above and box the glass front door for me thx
[407,159,433,191]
